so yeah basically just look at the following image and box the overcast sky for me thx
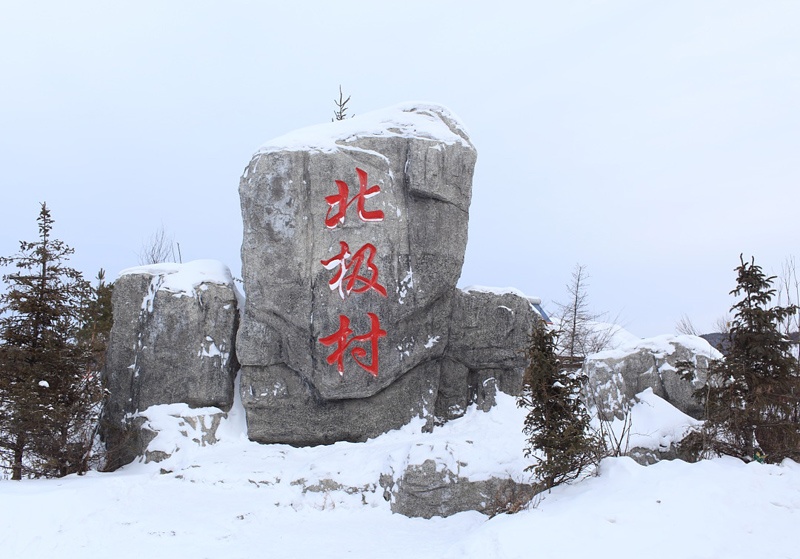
[1,1,798,337]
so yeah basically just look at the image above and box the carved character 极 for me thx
[320,241,387,298]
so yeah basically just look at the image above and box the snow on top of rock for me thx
[590,333,723,361]
[255,102,472,156]
[460,285,541,305]
[118,260,236,295]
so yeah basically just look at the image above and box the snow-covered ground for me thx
[2,388,799,558]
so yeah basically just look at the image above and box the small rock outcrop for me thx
[237,103,537,445]
[381,459,534,518]
[101,260,240,469]
[583,335,721,420]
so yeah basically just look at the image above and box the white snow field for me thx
[2,389,799,559]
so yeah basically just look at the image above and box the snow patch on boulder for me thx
[255,102,471,156]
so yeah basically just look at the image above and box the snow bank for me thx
[598,388,701,452]
[2,377,799,558]
[123,388,694,496]
[443,456,800,559]
[121,392,530,499]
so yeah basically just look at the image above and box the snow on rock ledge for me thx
[131,403,228,466]
[118,259,242,303]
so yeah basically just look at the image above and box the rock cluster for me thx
[236,103,536,444]
[100,105,538,518]
[97,104,722,517]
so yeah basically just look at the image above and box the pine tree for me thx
[77,269,114,374]
[332,85,352,121]
[518,320,602,491]
[0,203,103,479]
[697,255,800,463]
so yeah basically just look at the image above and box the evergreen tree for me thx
[0,203,104,479]
[695,255,800,463]
[332,85,352,121]
[518,320,602,491]
[77,269,114,374]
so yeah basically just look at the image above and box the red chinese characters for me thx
[318,313,387,377]
[324,167,384,228]
[319,168,388,378]
[320,241,387,298]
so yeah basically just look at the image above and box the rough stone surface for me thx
[104,406,228,466]
[236,105,542,444]
[583,335,721,420]
[101,261,240,469]
[242,360,440,446]
[238,104,474,397]
[237,104,478,444]
[627,445,681,466]
[140,407,227,464]
[381,459,534,518]
[438,288,536,420]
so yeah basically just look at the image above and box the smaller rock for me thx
[382,459,534,518]
[583,335,721,420]
[101,260,241,469]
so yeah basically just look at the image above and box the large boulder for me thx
[101,260,240,469]
[583,334,722,420]
[236,104,543,445]
[237,103,479,444]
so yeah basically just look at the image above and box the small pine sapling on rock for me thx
[332,85,352,121]
[518,319,603,492]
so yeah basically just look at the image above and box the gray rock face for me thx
[583,335,721,420]
[237,104,479,444]
[115,406,227,466]
[243,360,440,446]
[437,288,536,420]
[238,104,474,396]
[101,261,240,469]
